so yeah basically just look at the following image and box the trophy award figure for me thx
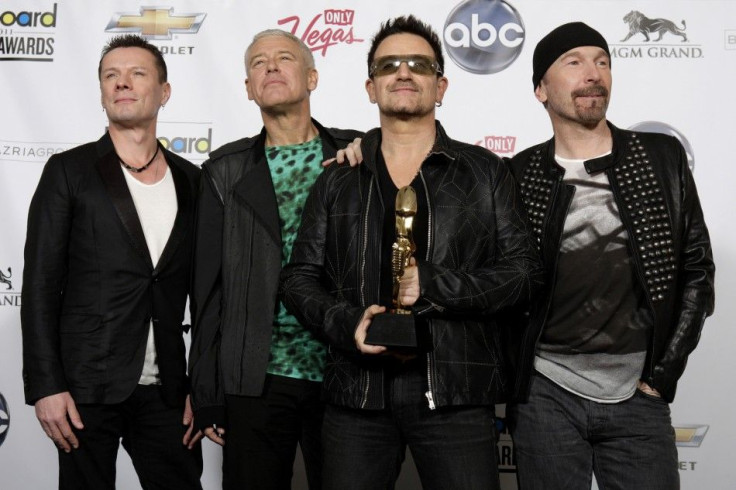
[365,185,418,349]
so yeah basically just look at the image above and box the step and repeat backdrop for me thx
[1,1,734,488]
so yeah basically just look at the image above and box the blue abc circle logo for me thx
[444,0,525,74]
[0,392,9,447]
[628,121,695,172]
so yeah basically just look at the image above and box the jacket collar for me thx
[360,120,456,176]
[231,118,335,248]
[542,120,625,174]
[95,131,193,271]
[155,151,193,273]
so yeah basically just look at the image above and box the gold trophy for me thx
[365,185,418,349]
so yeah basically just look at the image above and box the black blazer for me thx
[21,132,200,407]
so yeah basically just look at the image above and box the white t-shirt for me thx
[122,165,177,385]
[535,152,649,403]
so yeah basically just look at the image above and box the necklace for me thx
[119,145,160,173]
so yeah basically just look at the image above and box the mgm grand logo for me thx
[0,267,11,290]
[1,266,20,307]
[610,10,702,60]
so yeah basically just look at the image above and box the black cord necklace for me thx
[119,145,160,173]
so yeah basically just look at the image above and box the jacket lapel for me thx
[154,151,192,272]
[229,118,340,249]
[232,130,282,248]
[95,133,154,270]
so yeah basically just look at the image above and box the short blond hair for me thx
[244,29,315,75]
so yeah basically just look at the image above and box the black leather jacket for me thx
[189,120,362,428]
[506,122,715,403]
[282,122,543,410]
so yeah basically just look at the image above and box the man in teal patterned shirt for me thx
[189,29,361,489]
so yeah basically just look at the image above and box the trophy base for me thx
[365,312,417,349]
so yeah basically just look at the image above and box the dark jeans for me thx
[223,374,323,490]
[58,384,203,490]
[508,373,679,490]
[322,363,500,490]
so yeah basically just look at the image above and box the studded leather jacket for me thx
[505,122,714,403]
[281,122,543,410]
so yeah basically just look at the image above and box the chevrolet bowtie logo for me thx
[674,425,709,447]
[105,7,206,40]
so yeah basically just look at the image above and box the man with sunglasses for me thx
[281,16,541,490]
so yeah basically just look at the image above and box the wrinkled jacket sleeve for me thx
[21,155,72,404]
[281,168,365,354]
[648,140,715,397]
[416,156,543,317]
[188,164,226,429]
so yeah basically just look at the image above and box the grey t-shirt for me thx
[535,154,651,403]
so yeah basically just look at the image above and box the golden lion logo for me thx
[0,267,11,290]
[622,11,688,42]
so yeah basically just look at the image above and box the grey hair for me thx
[244,29,315,74]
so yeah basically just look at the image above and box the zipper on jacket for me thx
[415,172,436,317]
[419,170,432,263]
[516,173,570,395]
[541,178,572,324]
[359,179,375,409]
[359,179,374,310]
[425,352,436,410]
[418,170,437,410]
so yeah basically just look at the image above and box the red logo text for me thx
[278,9,364,56]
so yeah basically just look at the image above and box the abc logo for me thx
[628,121,695,172]
[444,0,525,74]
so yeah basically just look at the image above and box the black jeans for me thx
[223,374,323,490]
[508,373,679,490]
[322,362,500,490]
[58,384,203,490]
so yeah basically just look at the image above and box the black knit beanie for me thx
[532,22,610,89]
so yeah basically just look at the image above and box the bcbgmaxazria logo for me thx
[610,10,703,60]
[105,7,206,40]
[0,3,57,61]
[0,140,75,163]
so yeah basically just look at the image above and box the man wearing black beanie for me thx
[505,22,714,489]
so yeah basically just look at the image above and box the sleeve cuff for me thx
[194,405,226,432]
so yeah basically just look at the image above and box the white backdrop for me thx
[1,1,734,488]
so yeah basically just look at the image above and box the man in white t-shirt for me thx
[22,34,202,490]
[506,22,715,489]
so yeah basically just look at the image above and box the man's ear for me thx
[365,78,376,104]
[245,77,254,101]
[307,68,319,93]
[435,76,448,105]
[161,82,171,106]
[534,82,547,104]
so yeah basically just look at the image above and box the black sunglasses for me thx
[369,55,442,77]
